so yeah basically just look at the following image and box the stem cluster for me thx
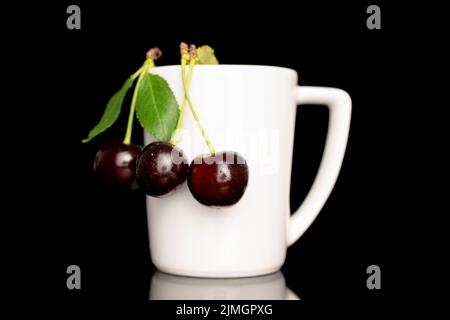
[171,42,216,155]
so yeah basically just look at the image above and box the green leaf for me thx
[135,73,180,141]
[197,45,219,64]
[82,77,134,143]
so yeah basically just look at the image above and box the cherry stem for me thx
[170,59,193,145]
[181,59,216,155]
[123,59,155,145]
[131,65,144,81]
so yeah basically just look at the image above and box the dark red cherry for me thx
[136,142,189,197]
[93,140,142,190]
[188,151,249,207]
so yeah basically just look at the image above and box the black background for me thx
[10,1,417,302]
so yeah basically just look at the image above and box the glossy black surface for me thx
[136,142,189,197]
[149,271,300,300]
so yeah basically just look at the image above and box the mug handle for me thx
[287,86,352,246]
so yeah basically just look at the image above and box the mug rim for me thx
[151,64,297,77]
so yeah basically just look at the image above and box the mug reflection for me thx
[149,271,300,300]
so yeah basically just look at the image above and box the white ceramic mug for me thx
[145,65,351,278]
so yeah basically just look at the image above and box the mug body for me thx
[145,65,298,277]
